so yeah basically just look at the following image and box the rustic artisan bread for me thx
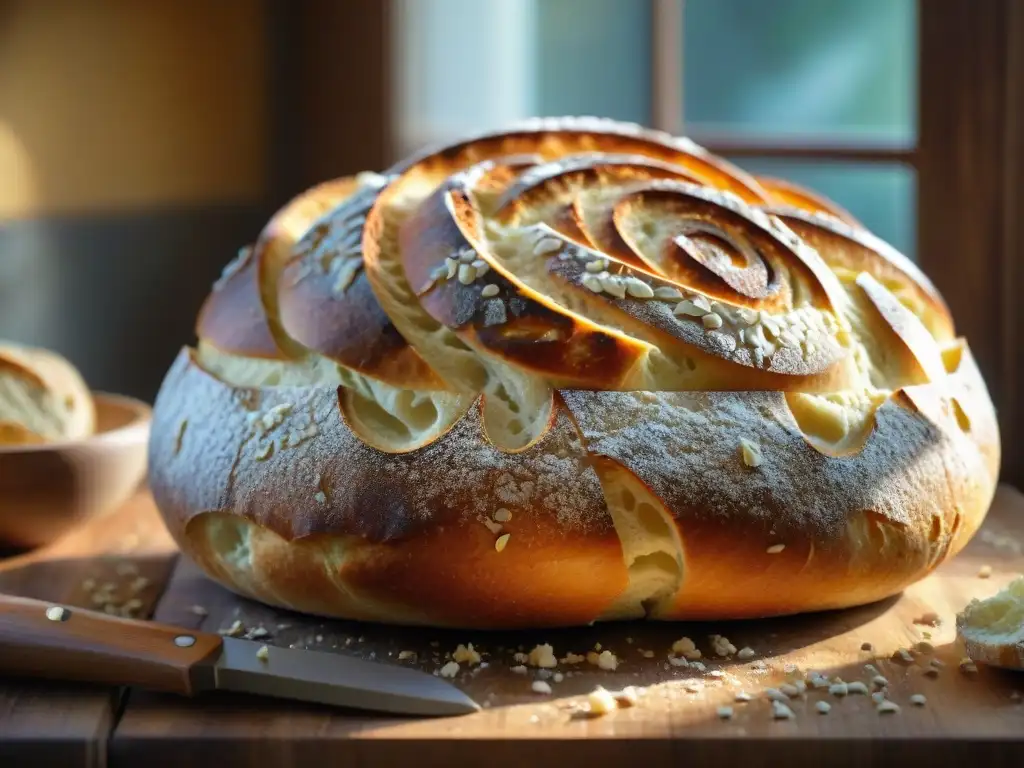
[148,117,1000,629]
[0,341,95,446]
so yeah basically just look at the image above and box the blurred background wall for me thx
[0,0,389,398]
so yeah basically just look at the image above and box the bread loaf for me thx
[148,117,1000,628]
[0,342,95,446]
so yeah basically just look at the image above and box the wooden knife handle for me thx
[0,593,223,695]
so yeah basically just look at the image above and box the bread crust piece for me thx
[0,342,95,445]
[956,576,1024,670]
[148,116,1002,628]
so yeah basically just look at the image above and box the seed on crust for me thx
[702,312,724,330]
[624,277,654,298]
[533,236,563,256]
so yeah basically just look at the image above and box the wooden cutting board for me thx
[108,485,1024,768]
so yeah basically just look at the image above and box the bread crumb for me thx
[453,643,481,665]
[737,647,756,660]
[978,564,993,579]
[717,706,734,720]
[771,700,795,720]
[314,490,327,504]
[45,606,68,622]
[807,672,831,690]
[562,652,585,664]
[528,644,558,668]
[587,687,617,716]
[909,693,927,706]
[495,533,510,552]
[256,645,269,662]
[766,544,785,554]
[710,634,737,657]
[816,700,832,714]
[439,661,460,678]
[220,620,245,637]
[671,637,696,654]
[531,681,552,695]
[671,637,701,659]
[595,650,619,671]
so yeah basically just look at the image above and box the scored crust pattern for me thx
[149,117,1000,628]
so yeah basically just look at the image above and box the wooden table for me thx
[1,486,1023,767]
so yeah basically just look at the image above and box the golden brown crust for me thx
[148,116,1001,628]
[278,180,446,389]
[197,179,360,360]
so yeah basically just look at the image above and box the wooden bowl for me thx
[0,392,152,550]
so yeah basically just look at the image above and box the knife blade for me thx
[0,593,478,716]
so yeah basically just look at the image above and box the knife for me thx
[0,593,479,716]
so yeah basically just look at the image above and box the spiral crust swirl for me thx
[149,118,999,628]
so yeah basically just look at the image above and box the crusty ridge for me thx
[149,117,1000,626]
